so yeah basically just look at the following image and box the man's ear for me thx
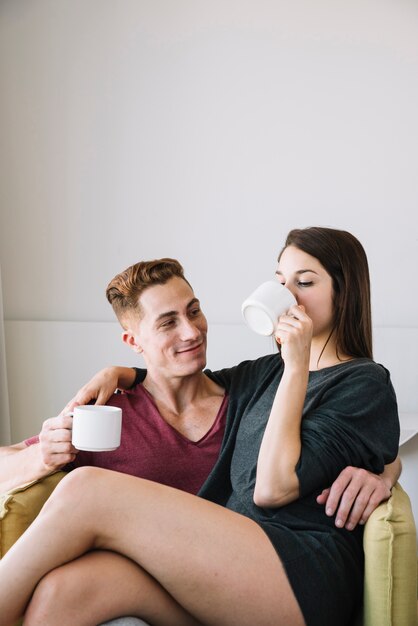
[122,331,143,354]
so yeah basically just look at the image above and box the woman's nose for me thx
[281,280,294,296]
[283,283,299,305]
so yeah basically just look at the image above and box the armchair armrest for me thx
[360,482,417,626]
[0,471,67,558]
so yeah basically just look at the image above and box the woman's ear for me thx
[122,331,143,354]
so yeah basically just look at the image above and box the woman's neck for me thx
[309,333,353,371]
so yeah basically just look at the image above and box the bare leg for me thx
[0,467,305,626]
[24,550,201,626]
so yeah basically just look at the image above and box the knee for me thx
[24,568,74,625]
[60,465,106,490]
[44,466,107,511]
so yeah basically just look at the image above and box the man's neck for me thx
[142,370,223,416]
[141,370,225,442]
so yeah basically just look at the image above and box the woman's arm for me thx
[254,306,312,507]
[254,305,399,511]
[259,359,399,510]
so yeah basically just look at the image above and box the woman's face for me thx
[124,276,208,378]
[276,245,335,340]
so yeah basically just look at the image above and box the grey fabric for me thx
[99,619,150,626]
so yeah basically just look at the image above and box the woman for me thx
[0,227,399,626]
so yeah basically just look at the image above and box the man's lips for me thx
[176,341,204,355]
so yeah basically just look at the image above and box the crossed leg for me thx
[0,467,305,626]
[24,550,201,626]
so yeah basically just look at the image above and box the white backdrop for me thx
[0,0,417,441]
[0,267,11,445]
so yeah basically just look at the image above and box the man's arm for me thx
[317,457,402,531]
[0,367,136,493]
[0,414,77,493]
[61,366,137,415]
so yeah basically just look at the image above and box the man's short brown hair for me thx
[106,258,188,327]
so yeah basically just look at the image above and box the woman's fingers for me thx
[275,306,311,345]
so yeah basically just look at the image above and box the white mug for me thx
[241,280,297,336]
[71,405,122,452]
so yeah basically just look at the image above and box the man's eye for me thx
[190,308,201,316]
[298,281,313,287]
[161,320,175,328]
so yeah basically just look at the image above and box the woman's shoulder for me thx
[313,357,392,382]
[205,353,282,389]
[342,358,393,386]
[309,358,395,398]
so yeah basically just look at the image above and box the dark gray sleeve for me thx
[133,367,147,387]
[296,368,400,497]
[206,354,281,392]
[204,365,238,391]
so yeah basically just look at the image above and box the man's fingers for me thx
[96,391,110,405]
[42,415,74,433]
[322,474,353,516]
[43,441,76,454]
[45,428,74,443]
[42,451,78,469]
[353,485,391,528]
[61,399,81,416]
[316,488,330,505]
[318,467,393,531]
[336,481,390,530]
[334,487,371,529]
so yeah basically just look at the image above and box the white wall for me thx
[0,267,11,445]
[0,1,417,437]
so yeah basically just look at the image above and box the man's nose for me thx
[180,319,200,340]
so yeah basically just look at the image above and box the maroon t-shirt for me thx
[25,384,228,495]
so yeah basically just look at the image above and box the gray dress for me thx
[200,355,399,626]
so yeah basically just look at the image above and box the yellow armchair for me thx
[0,470,67,557]
[358,482,417,626]
[1,474,417,626]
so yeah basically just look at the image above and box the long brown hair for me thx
[278,227,373,359]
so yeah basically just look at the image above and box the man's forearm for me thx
[0,444,52,493]
[116,366,137,390]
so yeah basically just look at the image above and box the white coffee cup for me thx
[71,405,122,452]
[242,280,297,336]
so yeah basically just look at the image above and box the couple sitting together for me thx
[0,226,400,626]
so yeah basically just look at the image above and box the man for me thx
[0,258,400,532]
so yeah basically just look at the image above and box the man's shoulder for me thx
[105,384,144,407]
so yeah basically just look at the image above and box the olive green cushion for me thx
[0,471,67,557]
[360,482,417,626]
